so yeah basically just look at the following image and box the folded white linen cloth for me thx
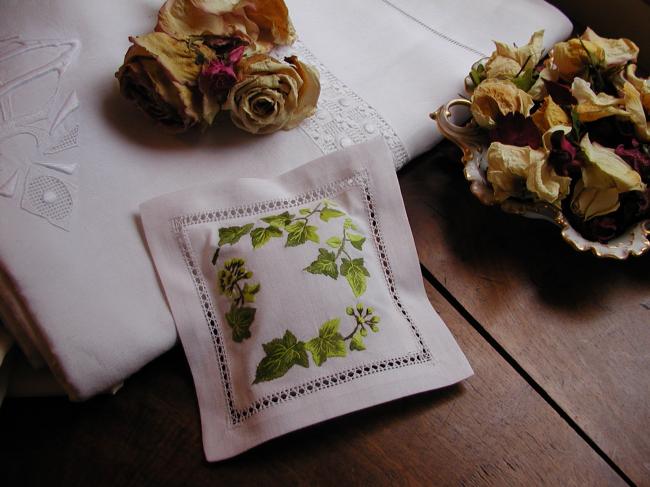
[0,0,572,400]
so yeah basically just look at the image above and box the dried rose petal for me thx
[620,188,650,219]
[198,45,246,102]
[542,78,577,106]
[548,130,582,178]
[615,140,650,183]
[488,113,542,149]
[584,117,635,148]
[586,216,619,243]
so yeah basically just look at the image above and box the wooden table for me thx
[1,143,647,486]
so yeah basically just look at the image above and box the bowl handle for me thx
[430,99,485,164]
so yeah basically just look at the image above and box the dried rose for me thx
[546,129,582,178]
[581,28,639,68]
[571,134,646,220]
[156,0,295,53]
[470,79,534,129]
[623,64,650,113]
[198,45,246,124]
[580,215,619,243]
[485,30,544,80]
[225,53,320,134]
[116,32,211,132]
[572,77,627,123]
[489,113,541,149]
[550,38,604,82]
[532,96,571,133]
[574,189,650,243]
[621,81,650,143]
[486,142,571,204]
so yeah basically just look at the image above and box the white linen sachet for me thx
[140,138,473,460]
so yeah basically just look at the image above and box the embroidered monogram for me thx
[0,36,81,231]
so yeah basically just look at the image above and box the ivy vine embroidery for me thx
[304,215,368,298]
[215,200,370,298]
[216,258,260,342]
[253,303,381,384]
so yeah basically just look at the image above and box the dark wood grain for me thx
[0,281,622,486]
[400,142,650,486]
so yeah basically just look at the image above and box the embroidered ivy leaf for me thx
[320,208,345,222]
[304,248,338,279]
[340,258,370,298]
[218,223,254,246]
[260,211,294,229]
[250,226,283,249]
[225,305,256,342]
[347,233,365,251]
[344,218,359,231]
[323,199,338,207]
[326,236,342,248]
[299,208,311,215]
[305,318,347,366]
[350,330,366,351]
[253,330,309,384]
[285,221,319,247]
[242,282,261,303]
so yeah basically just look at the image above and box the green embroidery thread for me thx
[215,200,369,299]
[304,214,369,298]
[253,303,381,384]
[216,258,260,343]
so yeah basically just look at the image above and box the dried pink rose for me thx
[199,45,245,101]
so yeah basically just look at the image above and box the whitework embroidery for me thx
[0,36,81,230]
[273,41,410,170]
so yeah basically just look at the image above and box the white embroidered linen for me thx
[0,0,572,399]
[140,138,473,460]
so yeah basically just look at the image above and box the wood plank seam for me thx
[419,263,635,487]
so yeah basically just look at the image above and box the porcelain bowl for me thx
[431,98,650,259]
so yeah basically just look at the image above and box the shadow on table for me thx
[0,346,465,485]
[222,382,462,469]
